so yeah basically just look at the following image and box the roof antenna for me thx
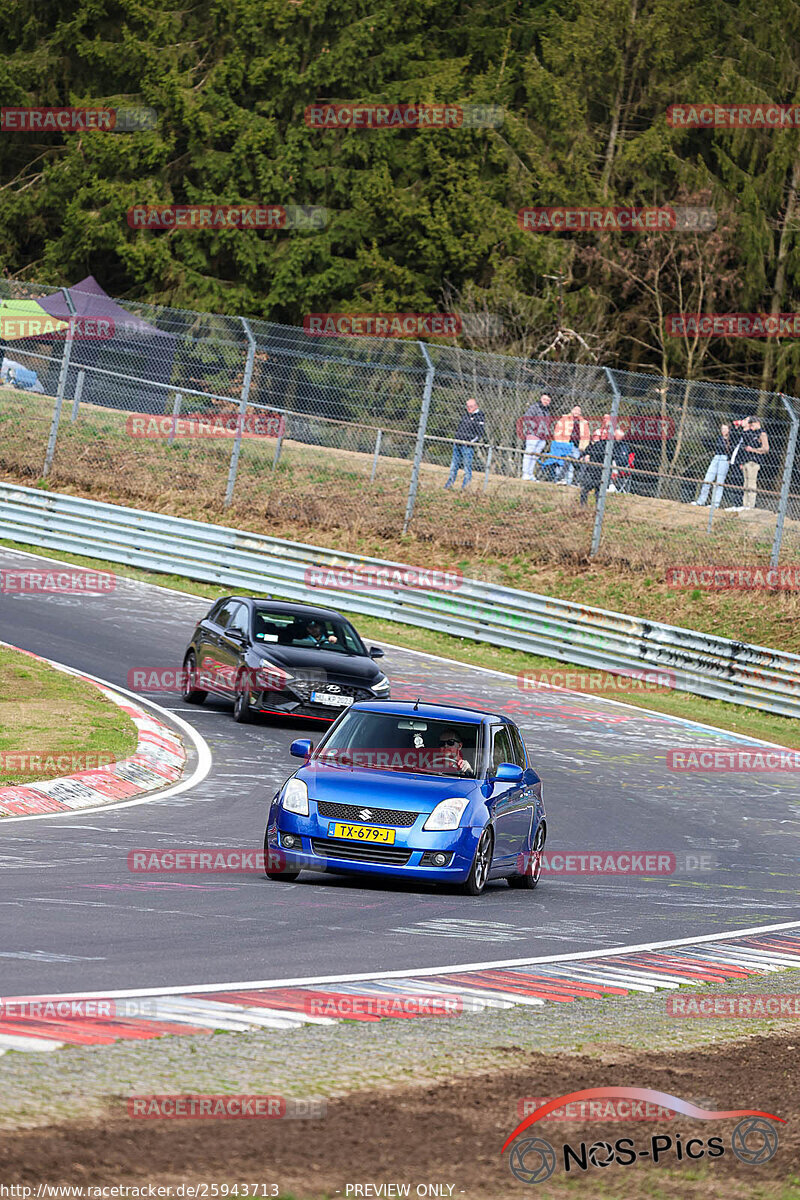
[413,696,420,710]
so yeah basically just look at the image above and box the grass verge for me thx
[0,644,139,786]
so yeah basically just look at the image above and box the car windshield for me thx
[314,711,483,778]
[252,609,365,654]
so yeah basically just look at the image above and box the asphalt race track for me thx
[1,547,798,999]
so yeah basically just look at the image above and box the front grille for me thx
[317,800,419,827]
[311,837,412,865]
[291,681,374,704]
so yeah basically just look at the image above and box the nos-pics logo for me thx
[503,1088,782,1183]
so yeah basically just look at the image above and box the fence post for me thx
[771,394,799,568]
[272,422,285,472]
[70,369,85,422]
[370,429,383,481]
[482,443,493,490]
[224,317,256,506]
[590,366,622,557]
[167,392,182,446]
[43,286,76,477]
[403,341,434,535]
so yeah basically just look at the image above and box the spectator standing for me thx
[444,397,486,490]
[521,393,552,480]
[738,416,769,510]
[598,412,614,440]
[722,418,748,508]
[609,426,632,492]
[550,405,590,484]
[578,430,607,506]
[691,422,732,507]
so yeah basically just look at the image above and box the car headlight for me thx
[282,777,309,816]
[423,796,469,831]
[256,662,293,688]
[371,674,390,694]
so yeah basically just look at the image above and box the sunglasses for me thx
[439,738,459,747]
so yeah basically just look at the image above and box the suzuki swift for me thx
[264,699,546,895]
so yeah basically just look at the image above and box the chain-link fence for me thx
[1,278,799,570]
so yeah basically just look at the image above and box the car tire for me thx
[508,822,546,890]
[461,826,493,896]
[182,653,207,704]
[233,674,253,723]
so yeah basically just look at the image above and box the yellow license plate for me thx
[328,822,396,844]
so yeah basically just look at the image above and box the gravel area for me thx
[2,968,799,1131]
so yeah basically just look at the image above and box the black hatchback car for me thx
[182,596,390,723]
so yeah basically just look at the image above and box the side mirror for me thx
[290,738,313,759]
[226,627,245,643]
[494,762,524,784]
[369,646,385,659]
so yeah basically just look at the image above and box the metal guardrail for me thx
[1,482,798,719]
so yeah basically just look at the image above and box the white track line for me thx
[11,919,800,1002]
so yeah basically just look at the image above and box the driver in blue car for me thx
[437,728,473,777]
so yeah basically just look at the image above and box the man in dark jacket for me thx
[445,397,486,489]
[739,416,769,509]
[578,430,607,506]
[609,427,632,492]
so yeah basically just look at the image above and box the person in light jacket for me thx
[550,405,590,485]
[691,422,733,508]
[521,393,553,480]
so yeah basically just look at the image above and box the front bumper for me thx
[267,803,479,882]
[253,687,385,722]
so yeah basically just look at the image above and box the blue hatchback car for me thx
[264,700,546,894]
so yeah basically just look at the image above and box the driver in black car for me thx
[302,619,338,648]
[436,729,473,776]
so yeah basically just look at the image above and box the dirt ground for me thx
[1,1031,797,1199]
